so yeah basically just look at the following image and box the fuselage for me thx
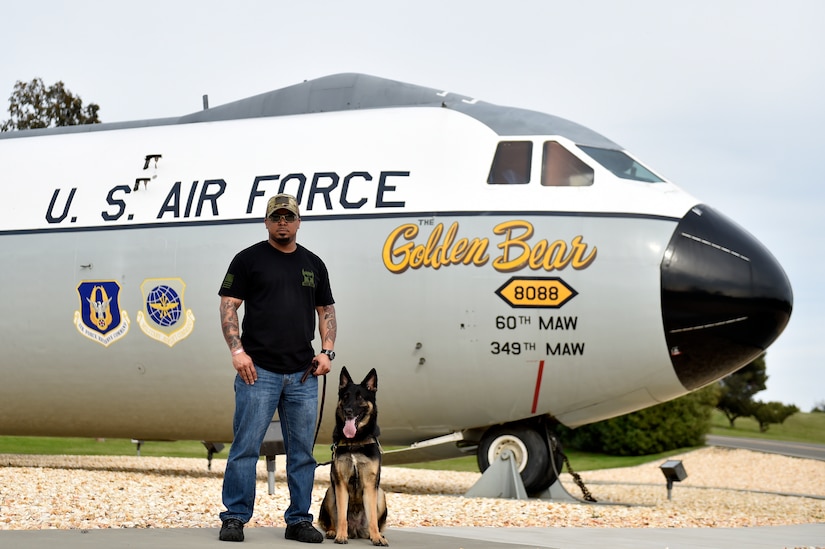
[0,74,792,445]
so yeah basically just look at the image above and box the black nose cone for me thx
[661,205,793,390]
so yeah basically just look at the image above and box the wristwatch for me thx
[321,349,335,361]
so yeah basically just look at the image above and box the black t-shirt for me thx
[218,241,335,374]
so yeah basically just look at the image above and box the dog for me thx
[318,367,388,546]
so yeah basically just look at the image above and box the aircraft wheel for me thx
[477,424,558,494]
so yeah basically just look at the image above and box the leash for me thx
[301,360,328,458]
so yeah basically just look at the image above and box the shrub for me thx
[559,385,718,456]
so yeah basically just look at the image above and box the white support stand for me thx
[266,456,277,495]
[260,421,285,495]
[534,439,582,502]
[463,449,528,500]
[533,477,580,502]
[463,446,585,502]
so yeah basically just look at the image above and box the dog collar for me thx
[331,437,382,456]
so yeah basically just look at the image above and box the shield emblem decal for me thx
[74,280,130,347]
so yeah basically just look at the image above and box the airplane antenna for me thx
[202,94,209,110]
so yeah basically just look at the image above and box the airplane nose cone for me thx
[661,205,792,390]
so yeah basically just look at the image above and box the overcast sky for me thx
[3,0,822,411]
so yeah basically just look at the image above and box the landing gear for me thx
[476,419,564,495]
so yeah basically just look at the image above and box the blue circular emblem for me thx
[146,285,182,327]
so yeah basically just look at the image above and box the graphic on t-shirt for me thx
[302,269,316,288]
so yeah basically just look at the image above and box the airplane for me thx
[0,73,792,494]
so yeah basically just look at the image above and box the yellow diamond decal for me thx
[495,277,577,309]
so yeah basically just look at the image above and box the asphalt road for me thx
[706,434,825,461]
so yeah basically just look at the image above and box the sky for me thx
[2,0,823,411]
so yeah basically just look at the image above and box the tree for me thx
[716,355,768,427]
[0,78,100,131]
[751,401,799,432]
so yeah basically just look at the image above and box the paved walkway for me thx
[1,524,824,548]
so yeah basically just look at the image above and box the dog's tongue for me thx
[343,418,357,439]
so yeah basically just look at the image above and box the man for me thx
[218,193,336,543]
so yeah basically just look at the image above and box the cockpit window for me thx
[488,141,532,184]
[577,145,663,183]
[541,141,594,186]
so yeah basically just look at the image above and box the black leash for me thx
[300,360,327,456]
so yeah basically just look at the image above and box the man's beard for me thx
[272,234,292,246]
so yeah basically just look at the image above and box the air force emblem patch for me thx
[74,281,130,347]
[136,277,195,347]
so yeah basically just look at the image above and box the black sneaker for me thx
[285,521,323,543]
[219,518,245,542]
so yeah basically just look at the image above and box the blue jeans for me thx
[220,366,318,525]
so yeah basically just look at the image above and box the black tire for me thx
[477,423,561,494]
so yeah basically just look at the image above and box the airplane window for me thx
[541,141,594,186]
[488,141,532,184]
[577,145,663,183]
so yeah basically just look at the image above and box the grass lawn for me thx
[710,409,825,444]
[0,436,211,458]
[2,411,822,472]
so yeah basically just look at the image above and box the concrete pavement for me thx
[1,524,824,548]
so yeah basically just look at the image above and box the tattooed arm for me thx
[220,296,244,352]
[313,304,337,376]
[220,296,256,384]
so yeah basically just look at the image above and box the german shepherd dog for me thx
[318,367,388,546]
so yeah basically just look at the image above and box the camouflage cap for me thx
[266,193,300,218]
